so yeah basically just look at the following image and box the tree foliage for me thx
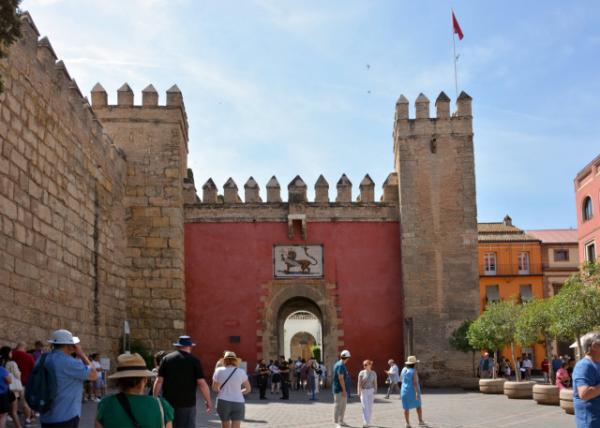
[450,320,476,353]
[515,298,554,346]
[550,265,600,355]
[0,0,22,93]
[468,300,521,350]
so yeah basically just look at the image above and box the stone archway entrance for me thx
[258,281,342,376]
[284,310,322,360]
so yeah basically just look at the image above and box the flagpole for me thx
[453,27,458,99]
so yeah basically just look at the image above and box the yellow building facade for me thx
[478,216,545,369]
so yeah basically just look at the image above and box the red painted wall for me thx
[184,221,403,380]
[575,160,600,263]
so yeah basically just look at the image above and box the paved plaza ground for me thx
[12,388,575,428]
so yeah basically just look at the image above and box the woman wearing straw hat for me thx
[96,353,174,428]
[400,356,426,428]
[212,351,251,428]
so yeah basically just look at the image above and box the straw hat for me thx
[108,353,154,379]
[218,350,241,367]
[405,355,420,365]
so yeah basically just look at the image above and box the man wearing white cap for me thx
[39,329,98,427]
[332,350,351,428]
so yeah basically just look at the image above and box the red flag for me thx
[452,11,464,40]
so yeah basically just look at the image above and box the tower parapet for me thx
[393,92,478,387]
[92,84,189,351]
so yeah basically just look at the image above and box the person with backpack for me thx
[29,329,97,428]
[96,353,174,428]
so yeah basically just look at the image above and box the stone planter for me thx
[504,381,536,399]
[479,378,506,394]
[560,388,574,415]
[533,384,559,405]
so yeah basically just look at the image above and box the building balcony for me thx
[480,263,543,276]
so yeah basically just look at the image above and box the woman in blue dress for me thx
[400,356,426,428]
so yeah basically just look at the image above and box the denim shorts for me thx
[216,399,245,421]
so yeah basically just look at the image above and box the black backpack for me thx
[25,353,57,413]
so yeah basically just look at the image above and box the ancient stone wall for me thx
[0,14,128,353]
[92,84,188,351]
[394,92,480,386]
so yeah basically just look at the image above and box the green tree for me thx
[449,320,477,376]
[468,300,523,380]
[550,263,600,358]
[311,345,321,362]
[515,298,555,383]
[0,0,22,93]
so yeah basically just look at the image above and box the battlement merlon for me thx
[193,174,399,205]
[393,91,473,141]
[11,12,123,162]
[90,83,189,149]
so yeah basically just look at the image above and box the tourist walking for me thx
[153,335,212,428]
[573,332,600,427]
[96,353,174,428]
[256,361,269,400]
[269,361,280,394]
[552,354,564,384]
[556,362,571,389]
[38,329,98,428]
[384,359,400,399]
[306,358,318,401]
[357,359,377,428]
[400,356,426,428]
[0,359,12,428]
[12,342,35,425]
[523,355,533,380]
[279,357,290,400]
[332,350,351,428]
[478,353,491,378]
[0,347,22,428]
[212,351,251,428]
[541,357,550,384]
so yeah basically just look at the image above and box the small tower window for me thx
[583,196,593,221]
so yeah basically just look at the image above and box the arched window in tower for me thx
[583,196,593,221]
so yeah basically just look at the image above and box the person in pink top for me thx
[556,361,571,390]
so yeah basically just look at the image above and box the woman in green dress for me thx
[96,353,174,428]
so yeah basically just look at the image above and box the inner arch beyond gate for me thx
[258,281,342,375]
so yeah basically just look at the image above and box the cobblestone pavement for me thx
[12,388,575,428]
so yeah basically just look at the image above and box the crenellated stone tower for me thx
[90,83,189,351]
[394,92,479,385]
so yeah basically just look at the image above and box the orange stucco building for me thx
[478,215,545,369]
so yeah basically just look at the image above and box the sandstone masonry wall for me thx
[394,92,480,386]
[0,14,128,353]
[92,84,188,351]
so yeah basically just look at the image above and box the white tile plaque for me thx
[273,245,323,278]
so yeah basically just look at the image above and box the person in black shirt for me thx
[279,356,290,400]
[257,360,269,400]
[153,336,212,428]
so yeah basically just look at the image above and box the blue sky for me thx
[22,0,600,229]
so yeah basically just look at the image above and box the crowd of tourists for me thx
[2,330,600,427]
[477,351,577,384]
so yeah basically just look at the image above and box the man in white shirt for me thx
[384,359,400,399]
